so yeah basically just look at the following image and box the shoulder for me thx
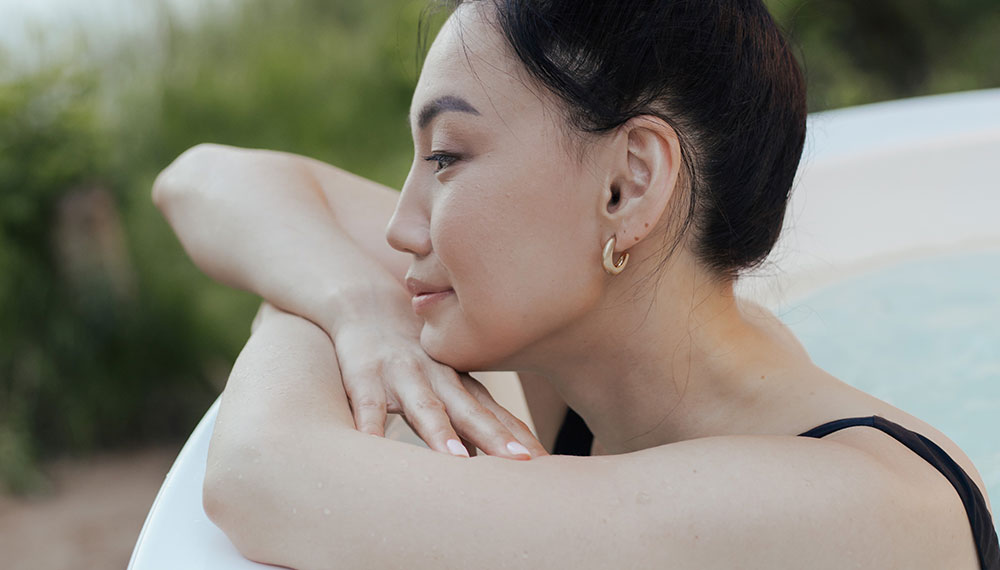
[553,433,957,568]
[796,417,984,567]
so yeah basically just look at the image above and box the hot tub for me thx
[741,88,1000,520]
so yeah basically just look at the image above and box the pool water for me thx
[780,249,1000,518]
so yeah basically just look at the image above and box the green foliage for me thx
[135,0,431,188]
[0,64,225,493]
[766,0,1000,110]
[0,0,997,493]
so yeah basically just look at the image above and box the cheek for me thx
[425,163,600,367]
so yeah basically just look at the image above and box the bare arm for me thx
[153,144,546,459]
[207,306,941,570]
[152,143,408,332]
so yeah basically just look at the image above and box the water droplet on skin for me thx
[317,482,324,489]
[237,473,244,480]
[291,508,298,515]
[635,491,651,505]
[323,508,331,516]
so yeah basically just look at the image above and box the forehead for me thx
[410,5,549,131]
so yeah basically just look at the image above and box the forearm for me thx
[152,144,403,331]
[204,308,356,565]
[204,308,568,569]
[204,308,460,568]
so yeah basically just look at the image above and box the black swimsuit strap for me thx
[799,415,999,570]
[554,410,998,568]
[553,407,593,457]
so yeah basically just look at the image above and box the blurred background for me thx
[1,0,998,567]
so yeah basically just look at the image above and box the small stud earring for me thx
[602,236,629,275]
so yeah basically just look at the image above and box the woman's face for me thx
[386,5,611,371]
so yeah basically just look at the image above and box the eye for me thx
[422,152,459,173]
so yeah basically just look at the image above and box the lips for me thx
[405,276,452,297]
[410,288,453,314]
[405,276,454,315]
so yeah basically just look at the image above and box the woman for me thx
[154,1,998,568]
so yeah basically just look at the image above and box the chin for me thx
[419,324,511,373]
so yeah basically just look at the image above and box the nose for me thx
[385,171,431,257]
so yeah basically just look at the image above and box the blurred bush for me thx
[767,0,1000,109]
[0,64,229,493]
[0,0,997,493]
[0,0,429,493]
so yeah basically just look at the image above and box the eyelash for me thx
[422,152,459,173]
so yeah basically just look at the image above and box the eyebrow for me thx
[412,95,481,131]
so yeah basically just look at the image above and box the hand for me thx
[331,319,548,460]
[254,297,548,460]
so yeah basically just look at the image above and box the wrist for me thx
[321,278,419,337]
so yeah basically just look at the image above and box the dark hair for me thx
[423,0,807,280]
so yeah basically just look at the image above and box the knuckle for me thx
[346,360,384,381]
[406,411,454,441]
[396,357,426,377]
[353,397,386,412]
[410,395,447,413]
[371,354,423,382]
[458,403,495,425]
[490,405,526,427]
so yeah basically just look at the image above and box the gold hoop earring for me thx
[602,236,629,275]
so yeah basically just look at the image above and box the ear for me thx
[598,115,682,252]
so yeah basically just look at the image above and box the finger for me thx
[338,362,388,437]
[432,376,535,460]
[395,384,470,458]
[462,378,549,458]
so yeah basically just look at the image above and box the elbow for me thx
[202,457,243,542]
[151,142,231,212]
[201,466,229,530]
[202,447,274,564]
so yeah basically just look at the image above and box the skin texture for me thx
[385,4,829,453]
[389,5,683,379]
[196,4,992,569]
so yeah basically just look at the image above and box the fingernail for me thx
[506,441,531,458]
[446,439,470,458]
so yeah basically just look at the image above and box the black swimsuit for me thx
[553,409,1000,569]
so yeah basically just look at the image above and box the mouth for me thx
[411,288,454,314]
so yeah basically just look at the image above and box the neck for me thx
[512,255,815,454]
